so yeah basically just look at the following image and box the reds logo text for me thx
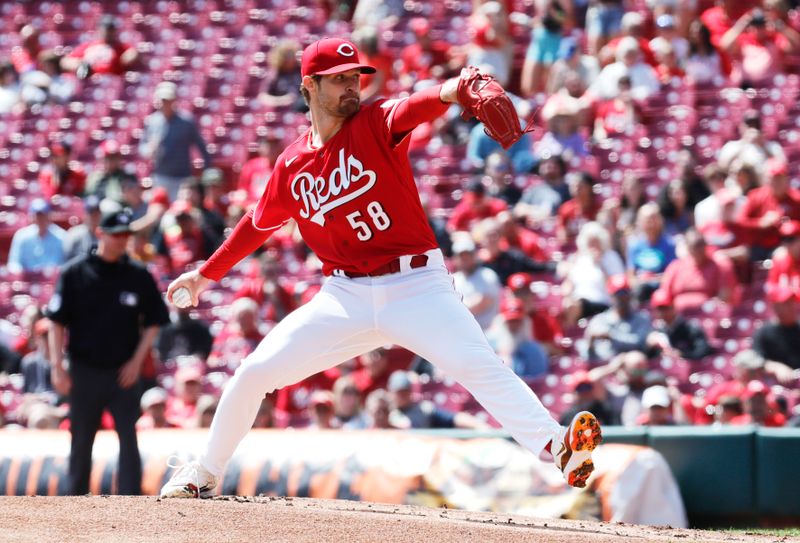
[290,149,376,226]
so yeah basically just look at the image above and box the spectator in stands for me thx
[733,380,787,426]
[657,228,737,312]
[535,93,586,161]
[20,69,55,107]
[588,350,652,426]
[466,1,513,86]
[448,178,508,232]
[353,26,394,102]
[8,198,65,274]
[0,61,21,114]
[194,395,219,429]
[646,290,715,360]
[675,150,712,213]
[701,349,768,424]
[399,18,456,91]
[486,299,549,378]
[700,0,753,48]
[505,272,563,355]
[753,285,800,380]
[174,178,226,246]
[557,172,601,246]
[166,363,204,428]
[713,395,745,425]
[593,74,642,141]
[651,40,686,85]
[208,297,265,371]
[258,39,304,110]
[600,171,647,254]
[727,160,761,198]
[584,275,652,362]
[365,389,394,429]
[737,158,800,260]
[475,217,551,285]
[387,370,487,429]
[600,11,657,67]
[155,306,213,363]
[85,139,137,203]
[136,387,177,430]
[480,154,524,205]
[39,142,87,198]
[200,168,229,218]
[34,50,77,104]
[589,37,660,101]
[496,211,547,261]
[766,220,800,293]
[63,195,102,262]
[155,200,216,274]
[11,24,42,74]
[307,390,337,429]
[718,109,785,172]
[20,318,54,396]
[140,81,212,201]
[635,385,678,426]
[515,153,570,221]
[626,202,677,298]
[238,131,283,201]
[350,348,394,397]
[721,7,800,88]
[559,221,626,325]
[685,20,730,83]
[352,0,404,29]
[235,253,296,322]
[586,0,625,56]
[467,113,536,175]
[694,164,730,230]
[519,0,567,96]
[559,371,618,426]
[651,14,690,63]
[332,376,368,429]
[61,15,138,78]
[451,235,502,330]
[546,37,600,97]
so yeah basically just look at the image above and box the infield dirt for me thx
[1,496,797,543]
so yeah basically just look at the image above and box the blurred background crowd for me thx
[1,0,800,436]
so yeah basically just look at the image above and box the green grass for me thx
[722,527,800,537]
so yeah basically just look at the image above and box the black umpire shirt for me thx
[47,251,170,369]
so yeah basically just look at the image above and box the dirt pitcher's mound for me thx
[0,496,793,543]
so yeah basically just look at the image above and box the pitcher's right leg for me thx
[161,281,385,498]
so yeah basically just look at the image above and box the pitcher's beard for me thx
[337,96,360,117]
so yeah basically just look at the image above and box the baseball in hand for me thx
[172,287,193,308]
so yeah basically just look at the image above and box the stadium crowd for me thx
[1,0,800,438]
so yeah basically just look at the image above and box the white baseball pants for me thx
[200,249,562,476]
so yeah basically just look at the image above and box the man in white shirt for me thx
[717,109,785,173]
[451,236,502,330]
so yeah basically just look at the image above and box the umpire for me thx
[47,208,170,495]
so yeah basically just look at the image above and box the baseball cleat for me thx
[552,411,603,488]
[160,460,217,499]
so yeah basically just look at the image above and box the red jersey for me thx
[69,40,134,75]
[39,166,87,198]
[737,186,800,249]
[249,98,442,276]
[766,249,800,294]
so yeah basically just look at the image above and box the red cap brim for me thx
[312,63,376,76]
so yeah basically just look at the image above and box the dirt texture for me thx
[1,496,797,543]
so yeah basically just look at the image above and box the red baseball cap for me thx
[768,284,798,304]
[502,300,526,321]
[606,274,631,295]
[301,37,376,77]
[767,158,789,177]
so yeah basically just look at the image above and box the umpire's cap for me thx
[100,208,133,234]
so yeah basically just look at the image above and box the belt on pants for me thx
[333,254,430,279]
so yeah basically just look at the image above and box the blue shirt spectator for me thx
[467,123,536,174]
[626,233,676,274]
[8,198,65,273]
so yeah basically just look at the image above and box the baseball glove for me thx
[457,66,534,150]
